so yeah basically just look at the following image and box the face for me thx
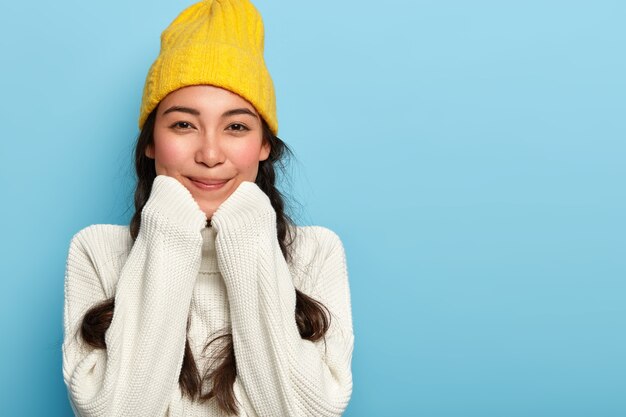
[145,85,271,220]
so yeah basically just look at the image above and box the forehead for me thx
[160,85,258,113]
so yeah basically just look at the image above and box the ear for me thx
[259,139,271,162]
[145,144,155,159]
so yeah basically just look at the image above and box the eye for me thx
[227,123,249,132]
[170,121,194,130]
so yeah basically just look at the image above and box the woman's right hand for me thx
[141,175,208,233]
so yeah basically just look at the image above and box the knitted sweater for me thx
[62,175,354,417]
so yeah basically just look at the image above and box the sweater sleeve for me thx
[211,181,354,417]
[62,175,207,417]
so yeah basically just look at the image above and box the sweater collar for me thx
[199,226,219,273]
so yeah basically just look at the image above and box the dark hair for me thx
[80,106,331,415]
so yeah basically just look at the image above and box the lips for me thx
[187,176,229,186]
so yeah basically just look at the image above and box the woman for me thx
[61,1,354,416]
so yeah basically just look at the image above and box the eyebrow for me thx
[162,106,258,119]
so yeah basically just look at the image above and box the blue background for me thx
[1,0,624,416]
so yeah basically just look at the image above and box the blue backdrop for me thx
[1,1,624,416]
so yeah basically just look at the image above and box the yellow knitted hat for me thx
[138,0,278,135]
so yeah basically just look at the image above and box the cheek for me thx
[154,139,188,167]
[230,143,265,171]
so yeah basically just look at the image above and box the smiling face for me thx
[145,85,271,220]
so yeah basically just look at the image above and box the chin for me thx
[200,202,220,216]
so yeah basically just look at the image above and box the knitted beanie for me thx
[138,0,278,135]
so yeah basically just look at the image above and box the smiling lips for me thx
[188,176,229,190]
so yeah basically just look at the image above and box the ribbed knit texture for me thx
[62,175,354,416]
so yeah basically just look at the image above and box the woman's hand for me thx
[210,181,275,232]
[142,175,207,234]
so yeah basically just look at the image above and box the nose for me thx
[195,131,225,167]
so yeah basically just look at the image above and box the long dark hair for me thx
[79,106,331,415]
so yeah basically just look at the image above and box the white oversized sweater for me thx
[62,175,354,417]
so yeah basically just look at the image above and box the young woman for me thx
[61,1,354,416]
